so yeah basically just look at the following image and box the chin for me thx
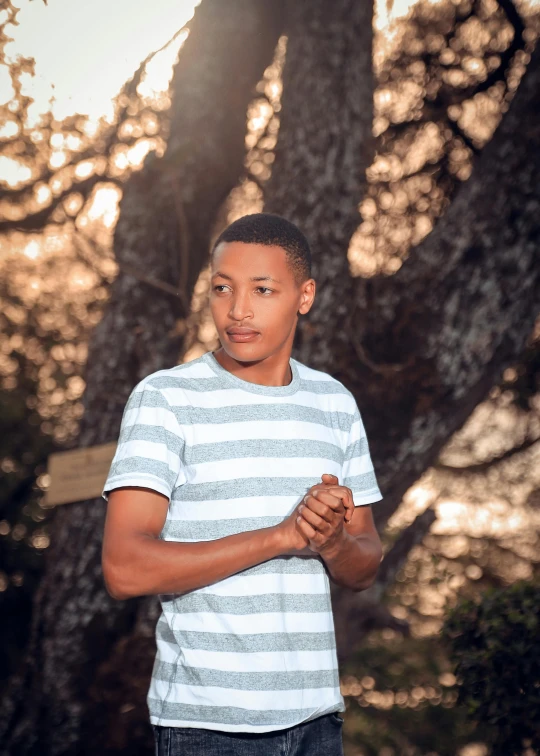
[221,340,265,363]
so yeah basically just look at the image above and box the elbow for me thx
[102,557,134,601]
[354,544,383,592]
[354,572,378,592]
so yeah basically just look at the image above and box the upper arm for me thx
[102,485,169,596]
[100,377,186,597]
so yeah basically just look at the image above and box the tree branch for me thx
[435,435,540,474]
[377,507,437,589]
[0,23,193,230]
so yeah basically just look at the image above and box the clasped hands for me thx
[280,473,354,558]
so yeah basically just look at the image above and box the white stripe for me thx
[344,455,376,476]
[156,644,339,672]
[191,573,328,596]
[188,457,343,484]
[169,387,354,411]
[161,610,335,635]
[113,439,179,467]
[123,405,177,428]
[183,420,349,445]
[169,495,301,520]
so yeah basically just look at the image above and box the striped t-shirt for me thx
[102,349,382,733]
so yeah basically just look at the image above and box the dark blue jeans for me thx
[152,712,344,755]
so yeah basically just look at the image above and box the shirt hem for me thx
[149,705,346,733]
[102,476,171,502]
[352,491,383,505]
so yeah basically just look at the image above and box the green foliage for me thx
[443,580,540,756]
[340,633,487,756]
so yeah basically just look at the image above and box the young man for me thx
[101,212,383,756]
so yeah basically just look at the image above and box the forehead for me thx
[211,241,291,278]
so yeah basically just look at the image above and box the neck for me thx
[212,348,293,387]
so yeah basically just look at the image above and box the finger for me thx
[311,489,344,514]
[296,513,318,540]
[319,485,354,523]
[301,495,336,525]
[294,518,310,546]
[298,503,329,532]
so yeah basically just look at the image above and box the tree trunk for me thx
[263,1,540,655]
[0,2,283,754]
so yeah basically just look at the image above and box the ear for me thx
[298,278,316,315]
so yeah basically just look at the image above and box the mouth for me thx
[226,327,260,342]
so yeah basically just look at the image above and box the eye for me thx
[213,285,229,293]
[256,286,273,295]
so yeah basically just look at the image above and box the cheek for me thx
[259,303,293,330]
[209,298,226,321]
[262,297,297,318]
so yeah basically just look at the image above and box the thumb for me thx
[321,473,339,484]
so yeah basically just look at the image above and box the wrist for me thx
[318,529,351,562]
[268,524,291,556]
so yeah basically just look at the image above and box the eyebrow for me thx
[211,271,281,283]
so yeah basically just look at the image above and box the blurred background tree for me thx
[0,0,539,754]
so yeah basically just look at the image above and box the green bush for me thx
[443,580,540,756]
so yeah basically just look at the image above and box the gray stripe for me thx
[159,593,332,614]
[238,556,325,576]
[187,438,344,465]
[343,472,378,491]
[156,554,325,578]
[171,476,336,502]
[156,623,336,652]
[148,698,342,727]
[126,385,171,412]
[152,660,339,691]
[343,436,368,461]
[162,516,284,540]
[148,373,351,398]
[167,403,354,431]
[118,424,184,456]
[109,457,177,489]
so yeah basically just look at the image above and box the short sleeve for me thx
[341,399,383,507]
[101,378,186,502]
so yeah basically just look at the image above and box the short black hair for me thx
[211,212,312,285]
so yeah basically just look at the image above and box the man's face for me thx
[209,241,315,363]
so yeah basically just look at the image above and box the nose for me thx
[228,289,253,321]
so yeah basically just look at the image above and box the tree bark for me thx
[264,1,540,656]
[0,2,283,754]
[265,0,375,344]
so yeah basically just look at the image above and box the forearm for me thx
[321,531,382,592]
[108,525,290,599]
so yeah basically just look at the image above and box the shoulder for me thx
[133,353,212,396]
[123,355,214,422]
[293,357,356,406]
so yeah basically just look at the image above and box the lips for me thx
[226,327,260,342]
[227,327,259,335]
